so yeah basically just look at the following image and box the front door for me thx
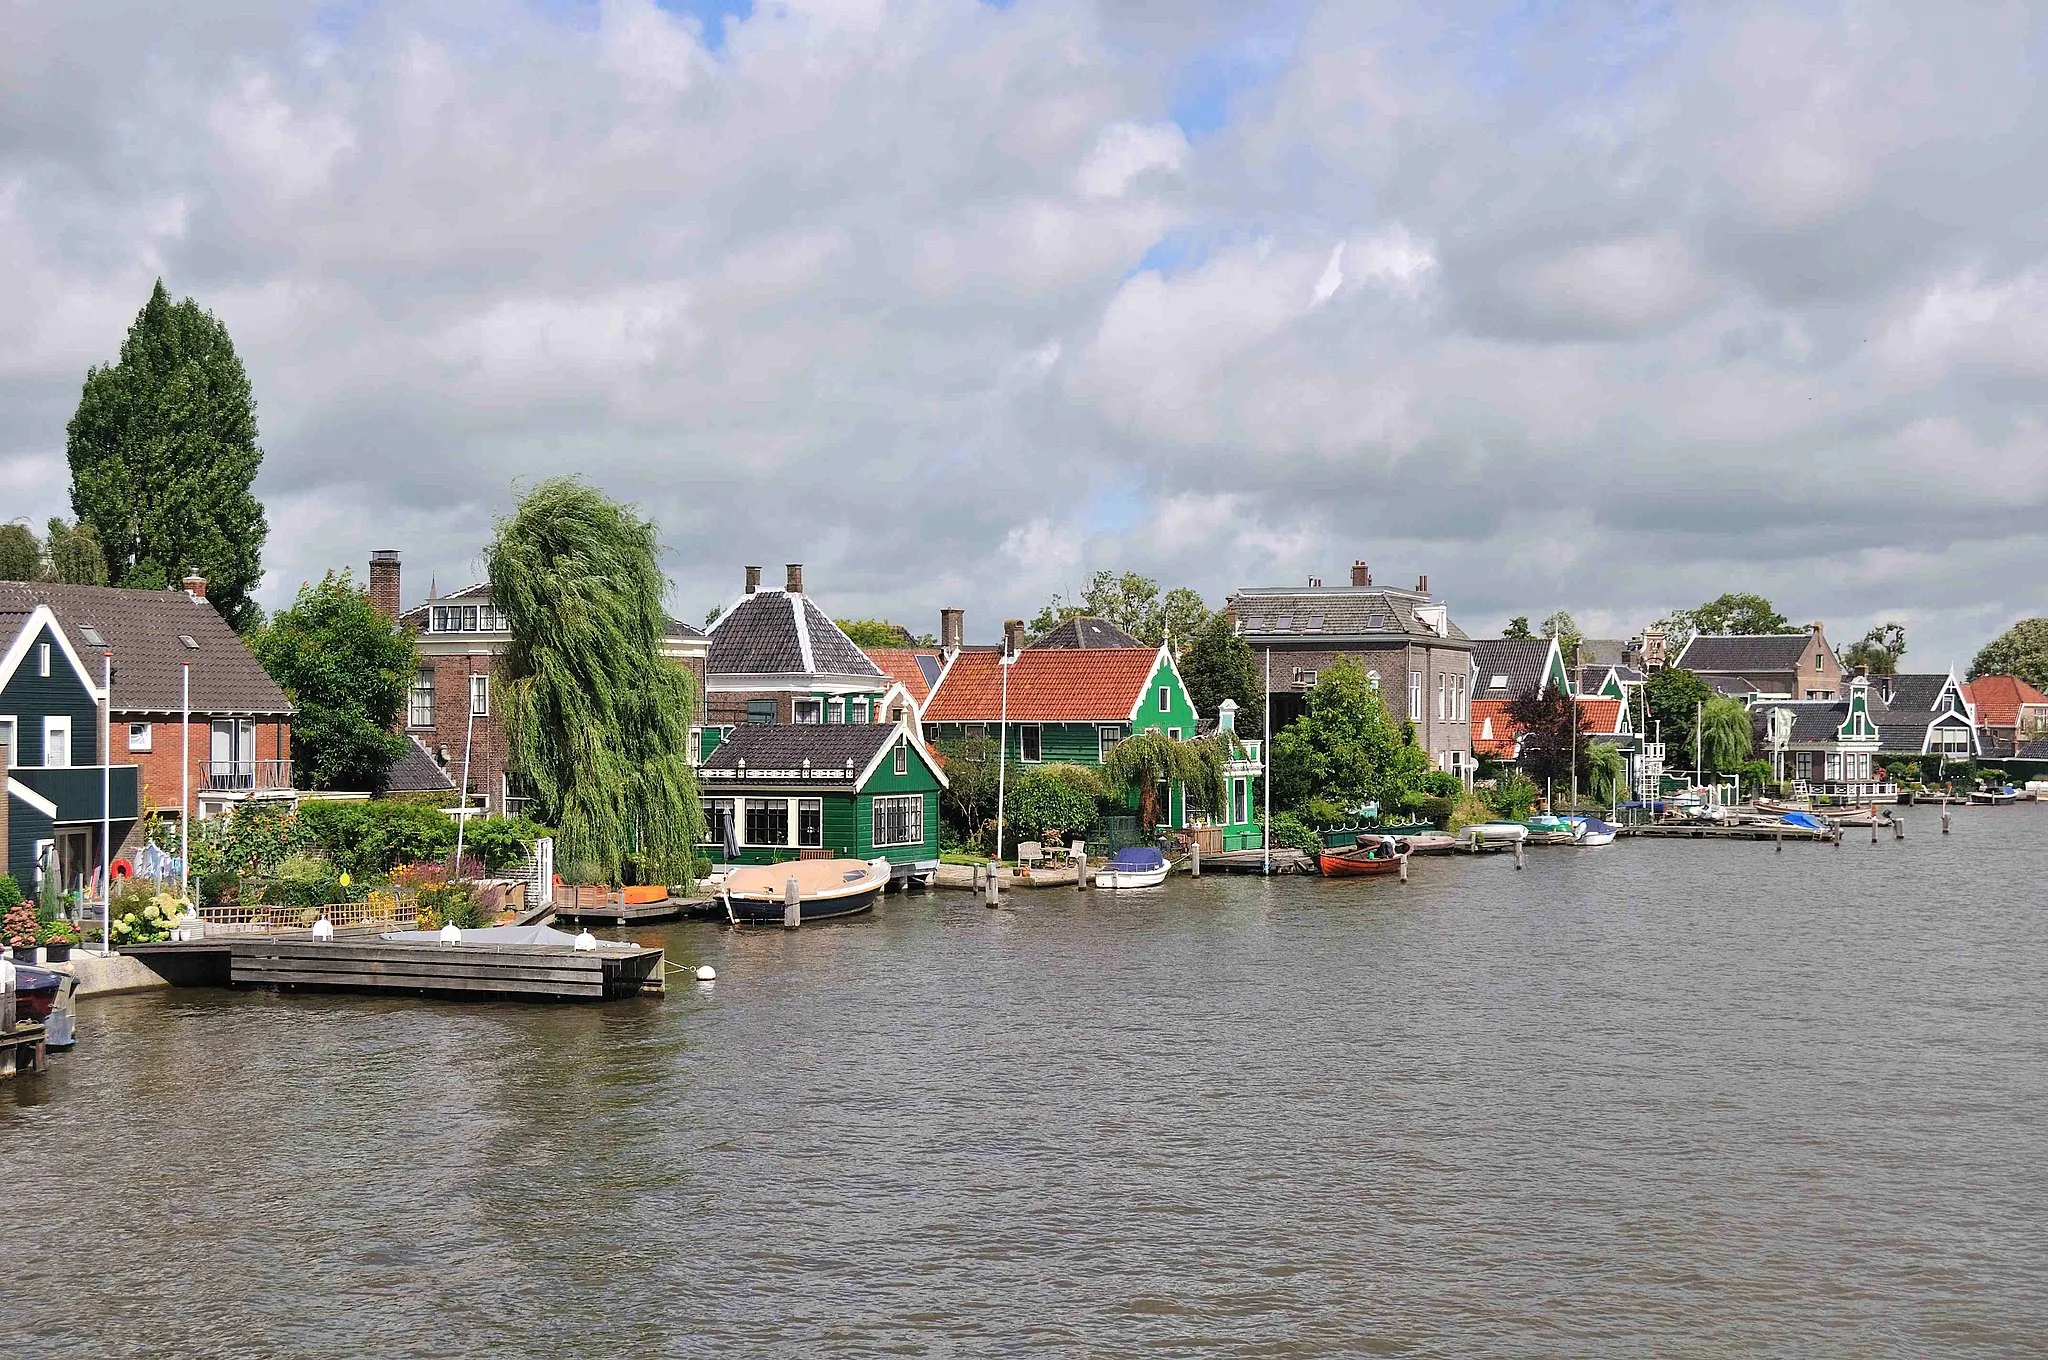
[55,827,95,895]
[44,715,72,767]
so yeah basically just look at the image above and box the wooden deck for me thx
[1621,822,1838,842]
[551,894,712,926]
[1,1021,48,1080]
[122,935,664,1001]
[1203,848,1318,875]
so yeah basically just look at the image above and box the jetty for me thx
[1621,822,1837,843]
[123,931,665,1002]
[551,893,713,926]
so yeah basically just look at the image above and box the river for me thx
[6,807,2047,1356]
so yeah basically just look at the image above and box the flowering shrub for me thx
[38,919,80,946]
[2,902,39,948]
[108,892,187,945]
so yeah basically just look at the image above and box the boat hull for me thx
[1093,868,1169,889]
[1318,852,1404,877]
[9,964,60,1023]
[720,858,891,924]
[725,884,882,923]
[1970,791,2017,806]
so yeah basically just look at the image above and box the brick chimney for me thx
[1004,618,1026,656]
[369,550,401,621]
[182,570,207,601]
[786,563,804,595]
[1415,574,1429,594]
[940,608,964,658]
[1351,561,1371,587]
[744,565,761,594]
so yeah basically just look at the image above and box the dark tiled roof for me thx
[665,615,706,640]
[1702,674,1761,697]
[1031,616,1144,650]
[1676,633,1810,675]
[1472,638,1555,698]
[699,723,896,782]
[707,590,885,679]
[1577,638,1634,668]
[1751,700,1856,744]
[378,736,456,794]
[0,582,290,715]
[2013,739,2048,760]
[1226,588,1471,643]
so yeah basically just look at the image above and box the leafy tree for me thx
[1643,666,1712,772]
[252,570,414,791]
[1178,612,1264,734]
[1969,619,2048,689]
[1028,571,1209,646]
[1270,656,1428,813]
[1665,592,1795,645]
[837,619,936,648]
[1699,695,1754,774]
[1584,741,1627,805]
[0,523,39,581]
[1482,772,1539,820]
[1841,623,1907,676]
[1504,683,1586,792]
[1539,610,1582,670]
[1102,730,1227,830]
[44,518,108,585]
[66,280,268,630]
[933,735,1001,850]
[1501,615,1532,640]
[1005,764,1107,841]
[490,479,704,888]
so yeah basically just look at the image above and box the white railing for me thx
[206,759,294,792]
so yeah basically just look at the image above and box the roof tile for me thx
[925,647,1163,723]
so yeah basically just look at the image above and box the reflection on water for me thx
[6,809,2048,1355]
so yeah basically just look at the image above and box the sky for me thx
[3,0,2045,671]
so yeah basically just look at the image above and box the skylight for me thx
[1490,674,1509,689]
[1305,615,1324,632]
[80,625,105,647]
[179,634,200,650]
[1275,614,1294,631]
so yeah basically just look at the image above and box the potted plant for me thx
[39,918,79,963]
[2,901,41,963]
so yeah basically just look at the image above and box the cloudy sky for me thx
[3,1,2044,668]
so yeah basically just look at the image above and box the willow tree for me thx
[1699,696,1754,774]
[489,480,703,888]
[1585,741,1627,806]
[1103,730,1227,830]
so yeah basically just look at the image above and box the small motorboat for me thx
[1780,811,1828,831]
[1523,815,1578,845]
[6,962,63,1025]
[1319,837,1408,878]
[1094,847,1170,890]
[1568,816,1617,847]
[1970,786,2019,806]
[719,857,890,923]
[1397,832,1460,855]
[1373,820,1436,836]
[1462,821,1529,851]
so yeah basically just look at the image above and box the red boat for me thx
[1318,839,1409,878]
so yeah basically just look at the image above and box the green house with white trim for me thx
[698,723,946,884]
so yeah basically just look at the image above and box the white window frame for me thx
[1019,723,1042,763]
[743,797,790,848]
[0,716,14,768]
[797,797,824,849]
[43,715,72,768]
[38,643,50,678]
[1437,673,1447,721]
[871,794,923,848]
[894,740,909,776]
[469,673,489,717]
[410,670,436,729]
[1157,685,1170,713]
[851,698,871,724]
[1098,725,1123,761]
[793,697,824,724]
[1408,671,1423,722]
[1365,669,1380,691]
[128,722,153,753]
[1168,727,1182,741]
[825,698,843,724]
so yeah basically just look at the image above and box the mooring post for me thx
[1871,819,1879,844]
[1514,840,1525,870]
[1942,808,1951,835]
[1399,855,1409,883]
[1076,850,1088,891]
[783,875,801,930]
[1190,839,1201,878]
[985,859,1000,909]
[1894,817,1905,840]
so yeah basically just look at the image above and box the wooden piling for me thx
[783,875,801,930]
[985,859,1000,908]
[1894,818,1905,840]
[1514,840,1525,870]
[1775,831,1783,852]
[1399,855,1409,883]
[1942,809,1951,834]
[1190,840,1201,877]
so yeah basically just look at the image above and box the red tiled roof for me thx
[1964,675,2048,729]
[1471,699,1517,757]
[865,648,941,704]
[924,646,1163,722]
[1576,697,1625,734]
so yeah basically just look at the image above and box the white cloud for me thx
[1074,120,1188,200]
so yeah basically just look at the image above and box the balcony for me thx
[206,759,296,793]
[11,764,141,824]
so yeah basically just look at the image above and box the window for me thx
[128,723,153,753]
[851,698,871,724]
[470,674,490,717]
[872,794,923,847]
[410,670,435,728]
[964,722,988,740]
[702,799,735,848]
[792,697,822,724]
[1275,614,1294,631]
[38,643,49,678]
[1294,669,1317,689]
[1366,669,1380,691]
[479,606,507,632]
[1408,671,1423,722]
[179,634,199,651]
[80,625,105,647]
[1098,726,1123,761]
[744,798,789,847]
[747,699,776,724]
[1232,778,1249,825]
[0,717,15,768]
[43,716,72,768]
[1168,727,1182,741]
[1158,686,1170,713]
[894,740,908,775]
[1019,724,1042,762]
[923,723,939,743]
[1452,674,1466,721]
[1437,673,1447,721]
[825,699,843,724]
[798,798,823,848]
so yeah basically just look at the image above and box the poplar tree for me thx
[66,280,268,629]
[489,480,704,888]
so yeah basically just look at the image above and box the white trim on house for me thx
[7,776,58,819]
[854,725,950,790]
[1125,643,1196,726]
[0,607,104,701]
[789,593,818,675]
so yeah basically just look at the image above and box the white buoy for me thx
[439,922,462,944]
[572,929,598,951]
[695,964,716,982]
[311,915,334,942]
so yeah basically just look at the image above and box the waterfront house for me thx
[1573,637,1650,700]
[1750,675,1886,796]
[1225,562,1474,779]
[697,722,945,884]
[381,550,709,813]
[1960,675,2048,758]
[1472,637,1572,702]
[1677,625,1843,700]
[703,564,891,729]
[0,576,286,827]
[1467,694,1634,769]
[0,601,142,898]
[1874,672,1980,763]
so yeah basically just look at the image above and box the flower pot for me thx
[43,942,72,963]
[10,944,42,964]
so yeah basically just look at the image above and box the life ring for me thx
[110,858,134,880]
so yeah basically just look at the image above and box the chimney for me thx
[1352,561,1370,587]
[1416,574,1429,594]
[1307,576,1322,589]
[182,570,207,602]
[369,550,401,621]
[1004,618,1026,657]
[940,608,965,658]
[744,565,761,594]
[786,563,804,595]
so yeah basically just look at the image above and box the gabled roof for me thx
[1471,638,1559,699]
[0,581,288,715]
[1470,699,1517,757]
[924,646,1168,723]
[1576,697,1626,735]
[864,649,946,705]
[1750,698,1877,745]
[707,589,886,679]
[1226,587,1470,643]
[379,736,456,794]
[1963,675,2048,729]
[1675,632,1812,675]
[1577,638,1634,668]
[1031,616,1145,650]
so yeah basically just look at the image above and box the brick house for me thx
[1225,562,1475,778]
[1675,625,1843,700]
[703,564,892,729]
[0,576,291,827]
[375,550,709,814]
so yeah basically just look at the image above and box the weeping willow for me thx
[1102,730,1229,830]
[1700,696,1755,774]
[1585,741,1627,806]
[489,479,704,889]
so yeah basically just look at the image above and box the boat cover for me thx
[1780,812,1827,831]
[378,924,631,948]
[1576,818,1617,836]
[1107,847,1166,872]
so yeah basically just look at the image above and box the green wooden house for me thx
[698,723,947,884]
[1,603,141,899]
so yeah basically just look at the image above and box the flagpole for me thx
[1262,647,1271,876]
[180,662,190,904]
[101,651,113,957]
[995,632,1012,864]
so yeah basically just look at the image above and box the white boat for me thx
[1567,816,1617,847]
[1971,786,2019,806]
[1093,847,1171,889]
[719,857,890,923]
[1462,821,1529,851]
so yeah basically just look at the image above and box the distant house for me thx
[696,723,946,883]
[1676,625,1843,700]
[1874,672,1979,762]
[1225,562,1474,779]
[1472,637,1571,703]
[1031,616,1145,650]
[1466,694,1633,769]
[862,609,965,726]
[1750,676,1886,793]
[379,550,709,814]
[1573,637,1650,699]
[703,564,890,729]
[1961,675,2048,758]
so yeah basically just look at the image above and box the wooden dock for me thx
[551,893,711,926]
[1203,848,1318,875]
[1621,822,1837,843]
[1,1021,48,1080]
[123,935,664,1001]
